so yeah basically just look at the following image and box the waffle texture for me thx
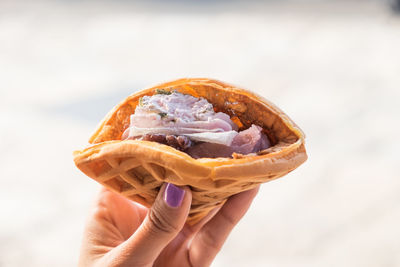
[73,78,307,224]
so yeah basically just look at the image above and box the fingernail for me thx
[164,183,185,208]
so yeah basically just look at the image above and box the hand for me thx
[79,183,259,267]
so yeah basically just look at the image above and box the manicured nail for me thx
[164,183,185,208]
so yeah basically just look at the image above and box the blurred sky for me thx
[1,0,400,267]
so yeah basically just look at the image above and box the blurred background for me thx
[1,0,400,266]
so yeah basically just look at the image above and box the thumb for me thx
[115,183,192,266]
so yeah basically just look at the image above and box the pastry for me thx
[73,78,307,224]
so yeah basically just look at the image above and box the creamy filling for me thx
[122,90,270,158]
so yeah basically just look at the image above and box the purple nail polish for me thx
[164,183,185,208]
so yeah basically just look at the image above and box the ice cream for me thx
[122,90,270,158]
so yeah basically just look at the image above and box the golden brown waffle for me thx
[74,78,307,224]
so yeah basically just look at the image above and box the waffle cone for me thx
[73,78,307,224]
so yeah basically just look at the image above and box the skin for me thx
[79,184,259,267]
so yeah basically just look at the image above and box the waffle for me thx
[73,78,307,224]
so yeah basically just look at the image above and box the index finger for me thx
[188,186,260,267]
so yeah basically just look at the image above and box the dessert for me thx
[73,78,307,224]
[122,90,271,158]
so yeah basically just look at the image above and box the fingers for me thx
[79,188,147,267]
[113,183,192,266]
[180,205,222,242]
[96,188,148,240]
[189,186,259,267]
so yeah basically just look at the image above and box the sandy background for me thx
[1,0,399,266]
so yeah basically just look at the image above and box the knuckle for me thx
[219,209,238,226]
[199,228,223,252]
[148,208,179,235]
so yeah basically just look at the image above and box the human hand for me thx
[79,183,259,267]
